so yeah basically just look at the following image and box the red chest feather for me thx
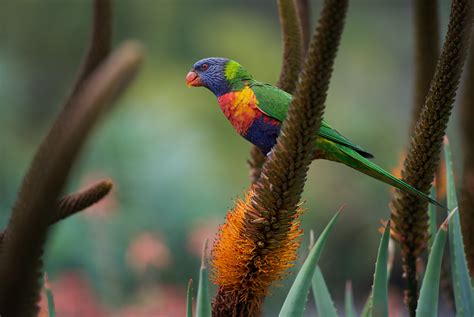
[217,87,262,134]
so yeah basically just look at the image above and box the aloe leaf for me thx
[344,281,357,317]
[186,279,193,317]
[279,208,342,317]
[44,274,56,317]
[444,138,474,316]
[361,223,392,317]
[196,240,211,317]
[428,187,437,251]
[370,221,390,317]
[311,266,338,317]
[360,294,372,317]
[416,215,450,317]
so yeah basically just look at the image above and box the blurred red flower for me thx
[126,232,171,273]
[187,218,220,258]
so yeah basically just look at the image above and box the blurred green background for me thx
[0,0,462,316]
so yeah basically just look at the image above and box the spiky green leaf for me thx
[312,266,338,317]
[360,295,372,317]
[186,279,193,317]
[196,241,211,317]
[428,187,437,251]
[370,221,390,317]
[44,274,56,317]
[416,216,449,317]
[279,209,342,317]
[444,139,474,316]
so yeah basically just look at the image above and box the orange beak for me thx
[186,71,203,87]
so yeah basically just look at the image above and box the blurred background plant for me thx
[1,0,472,316]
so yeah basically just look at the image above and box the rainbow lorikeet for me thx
[186,57,440,207]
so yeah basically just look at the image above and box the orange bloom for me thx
[211,189,303,307]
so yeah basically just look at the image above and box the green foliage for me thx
[279,209,341,317]
[47,296,56,317]
[312,266,338,317]
[45,277,56,317]
[444,139,474,316]
[360,295,371,317]
[370,222,390,317]
[196,241,211,317]
[416,215,449,317]
[428,187,437,251]
[190,142,474,316]
[187,279,193,317]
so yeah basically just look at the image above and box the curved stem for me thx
[0,42,142,315]
[390,0,472,314]
[460,39,474,277]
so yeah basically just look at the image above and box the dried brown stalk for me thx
[460,38,474,277]
[0,179,114,245]
[0,41,142,316]
[71,0,112,99]
[0,3,142,315]
[296,0,311,52]
[247,146,267,184]
[248,0,306,184]
[390,0,473,314]
[412,0,440,128]
[0,1,119,314]
[276,0,304,94]
[51,0,113,214]
[56,179,113,222]
[212,0,348,315]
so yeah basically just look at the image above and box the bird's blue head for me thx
[186,57,252,97]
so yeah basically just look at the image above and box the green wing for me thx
[250,82,291,121]
[250,82,374,158]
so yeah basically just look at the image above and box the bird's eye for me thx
[201,64,209,71]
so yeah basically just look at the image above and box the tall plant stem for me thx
[390,0,473,315]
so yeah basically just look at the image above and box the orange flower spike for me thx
[212,189,303,300]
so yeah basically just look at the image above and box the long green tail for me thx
[336,146,442,208]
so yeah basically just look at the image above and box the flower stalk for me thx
[411,0,440,129]
[0,41,142,317]
[56,179,113,222]
[0,179,114,245]
[0,0,143,314]
[460,40,474,278]
[248,0,306,184]
[390,0,473,314]
[212,0,349,315]
[276,0,304,94]
[296,0,311,53]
